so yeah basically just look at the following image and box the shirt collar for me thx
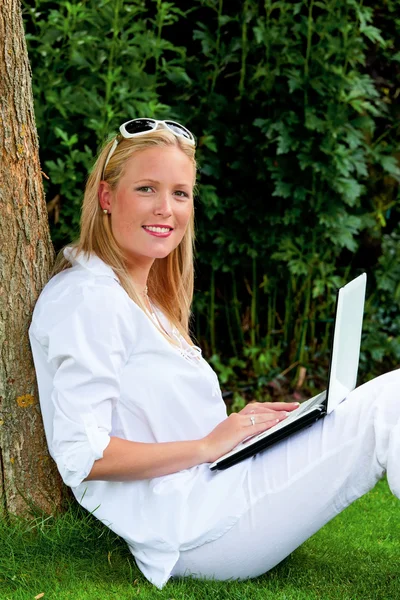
[63,246,121,283]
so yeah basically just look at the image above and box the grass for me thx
[1,478,399,600]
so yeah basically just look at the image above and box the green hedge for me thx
[23,0,400,397]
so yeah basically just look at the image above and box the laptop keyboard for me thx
[292,390,326,416]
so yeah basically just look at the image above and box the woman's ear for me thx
[98,181,113,214]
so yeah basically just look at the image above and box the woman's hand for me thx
[239,401,300,417]
[201,401,300,464]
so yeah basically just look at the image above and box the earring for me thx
[103,209,109,214]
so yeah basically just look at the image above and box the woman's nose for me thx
[153,191,172,215]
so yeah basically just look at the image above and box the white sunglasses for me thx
[102,118,196,178]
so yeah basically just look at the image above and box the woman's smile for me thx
[142,224,174,237]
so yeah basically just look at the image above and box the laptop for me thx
[209,272,367,472]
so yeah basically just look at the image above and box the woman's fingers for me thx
[257,401,299,411]
[241,410,288,428]
[270,402,299,411]
[241,401,300,415]
[236,411,284,441]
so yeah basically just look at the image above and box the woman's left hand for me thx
[239,401,300,418]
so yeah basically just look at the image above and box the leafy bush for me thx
[23,0,400,393]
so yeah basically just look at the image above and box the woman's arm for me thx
[85,436,207,481]
[85,402,299,481]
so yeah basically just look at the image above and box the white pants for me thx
[171,369,400,582]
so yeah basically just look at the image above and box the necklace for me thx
[143,291,202,364]
[144,292,172,339]
[142,285,152,314]
[141,286,201,362]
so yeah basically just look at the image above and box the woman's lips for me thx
[142,226,173,238]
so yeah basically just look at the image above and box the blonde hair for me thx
[50,128,197,346]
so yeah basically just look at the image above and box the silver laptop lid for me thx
[326,273,366,413]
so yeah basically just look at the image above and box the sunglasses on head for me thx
[102,118,196,179]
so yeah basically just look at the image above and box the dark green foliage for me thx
[22,0,400,396]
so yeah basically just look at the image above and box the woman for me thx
[29,118,400,589]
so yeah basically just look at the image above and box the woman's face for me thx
[99,145,195,273]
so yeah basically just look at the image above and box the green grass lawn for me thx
[1,478,399,600]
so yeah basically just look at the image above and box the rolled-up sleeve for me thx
[36,282,134,488]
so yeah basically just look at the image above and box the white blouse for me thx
[28,246,252,589]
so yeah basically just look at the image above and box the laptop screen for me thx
[326,273,366,413]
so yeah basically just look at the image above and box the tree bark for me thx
[0,0,64,514]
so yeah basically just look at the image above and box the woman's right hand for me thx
[200,407,291,464]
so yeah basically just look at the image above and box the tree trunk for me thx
[0,0,64,515]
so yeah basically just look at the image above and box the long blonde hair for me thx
[50,128,197,346]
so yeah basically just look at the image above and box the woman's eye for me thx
[136,186,190,198]
[175,190,189,199]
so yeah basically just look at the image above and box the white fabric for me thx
[171,370,400,581]
[28,247,400,589]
